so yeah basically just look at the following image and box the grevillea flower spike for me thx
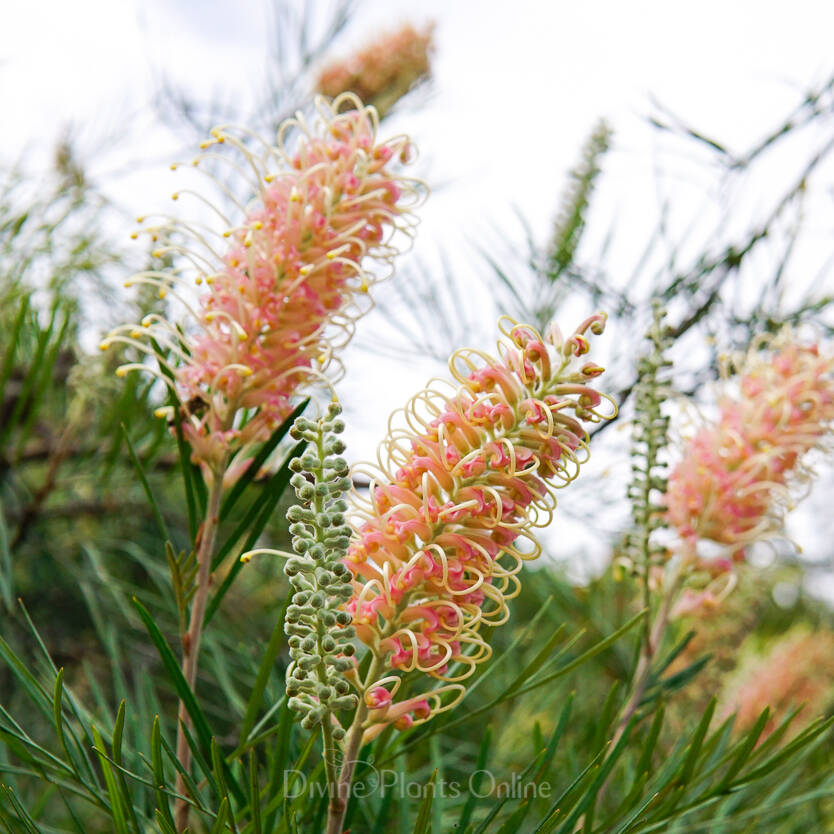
[101,93,424,479]
[316,24,435,119]
[665,331,834,561]
[720,627,834,739]
[342,314,615,744]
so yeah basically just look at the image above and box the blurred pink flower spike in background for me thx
[316,23,435,118]
[664,331,834,615]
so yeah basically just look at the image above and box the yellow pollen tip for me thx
[130,330,142,338]
[240,553,252,563]
[142,320,151,327]
[195,277,203,285]
[153,407,169,418]
[241,368,253,376]
[123,281,133,288]
[299,265,314,276]
[115,367,128,378]
[317,355,327,365]
[130,232,138,240]
[99,343,109,351]
[192,158,199,166]
[136,216,145,223]
[253,221,263,230]
[158,289,167,299]
[170,163,178,171]
[222,230,232,238]
[171,193,179,201]
[152,249,162,258]
[360,281,369,293]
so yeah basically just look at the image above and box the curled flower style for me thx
[101,94,424,475]
[316,24,434,119]
[665,333,834,558]
[344,315,615,740]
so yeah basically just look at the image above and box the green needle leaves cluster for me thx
[284,402,357,736]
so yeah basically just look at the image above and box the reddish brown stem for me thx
[174,474,224,832]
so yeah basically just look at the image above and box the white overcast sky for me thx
[5,0,834,228]
[4,0,834,583]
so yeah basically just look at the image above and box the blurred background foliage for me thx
[1,1,834,832]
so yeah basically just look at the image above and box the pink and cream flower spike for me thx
[665,331,834,571]
[316,23,434,119]
[719,627,834,740]
[101,94,425,477]
[345,315,615,741]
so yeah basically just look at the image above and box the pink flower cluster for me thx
[721,628,834,740]
[345,315,614,737]
[665,336,834,556]
[316,24,434,118]
[104,96,423,475]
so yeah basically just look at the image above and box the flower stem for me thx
[597,562,682,809]
[612,569,679,745]
[325,654,382,834]
[175,471,225,832]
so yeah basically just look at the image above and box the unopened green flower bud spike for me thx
[282,403,358,800]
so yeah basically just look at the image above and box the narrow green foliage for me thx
[91,725,130,834]
[406,609,645,751]
[413,770,438,834]
[0,295,31,408]
[676,698,717,788]
[131,598,245,805]
[210,797,230,834]
[248,749,263,834]
[236,602,289,751]
[635,704,665,776]
[457,728,492,831]
[205,440,304,625]
[152,718,177,826]
[219,397,310,522]
[0,498,12,610]
[122,424,171,542]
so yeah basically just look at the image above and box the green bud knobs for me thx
[284,406,357,733]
